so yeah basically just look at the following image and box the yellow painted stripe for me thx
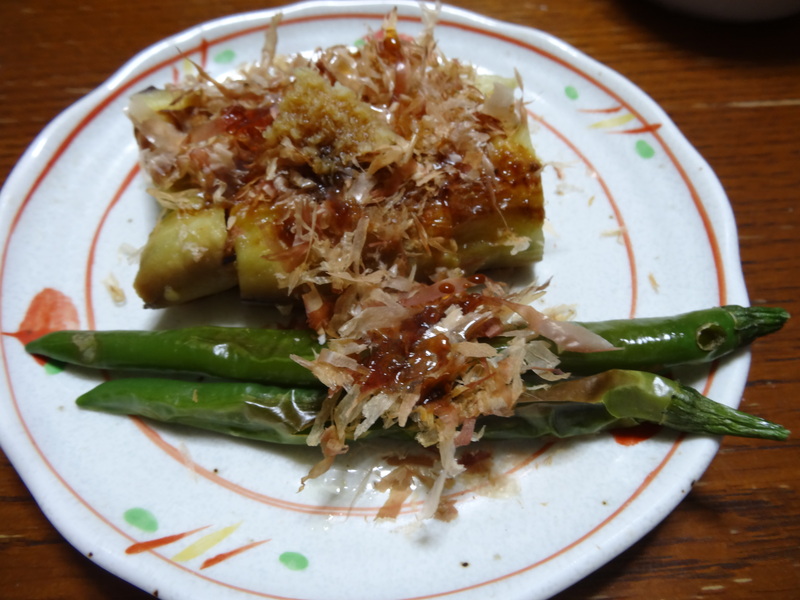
[172,523,241,562]
[589,113,636,129]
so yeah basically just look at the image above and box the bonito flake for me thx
[129,8,545,317]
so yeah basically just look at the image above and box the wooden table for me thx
[1,1,798,598]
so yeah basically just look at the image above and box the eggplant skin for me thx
[134,207,237,308]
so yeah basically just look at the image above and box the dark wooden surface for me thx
[1,0,799,598]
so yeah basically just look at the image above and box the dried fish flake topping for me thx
[129,8,545,315]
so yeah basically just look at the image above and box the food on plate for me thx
[122,11,559,509]
[128,9,544,313]
[28,326,323,387]
[27,10,791,518]
[71,369,789,448]
[28,296,791,517]
[27,304,789,385]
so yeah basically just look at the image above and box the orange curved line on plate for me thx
[701,362,718,396]
[400,435,686,600]
[528,110,638,318]
[450,18,726,306]
[0,368,314,600]
[130,416,557,517]
[578,105,624,114]
[130,417,375,516]
[650,140,727,304]
[200,37,210,70]
[609,123,663,135]
[84,163,140,330]
[0,383,301,598]
[201,539,271,570]
[503,440,557,475]
[1,10,729,600]
[126,525,210,554]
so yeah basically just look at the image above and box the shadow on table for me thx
[617,0,800,62]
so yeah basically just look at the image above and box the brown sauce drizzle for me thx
[358,281,501,405]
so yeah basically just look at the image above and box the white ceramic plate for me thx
[0,2,750,599]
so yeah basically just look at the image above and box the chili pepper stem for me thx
[725,305,791,346]
[597,370,790,441]
[654,376,790,441]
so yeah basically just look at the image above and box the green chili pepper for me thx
[25,305,789,385]
[489,369,789,441]
[76,378,326,445]
[75,370,789,443]
[26,326,322,387]
[557,305,790,374]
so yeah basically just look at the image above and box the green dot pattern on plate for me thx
[565,85,579,100]
[214,49,236,64]
[279,551,309,570]
[635,139,656,159]
[124,508,159,533]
